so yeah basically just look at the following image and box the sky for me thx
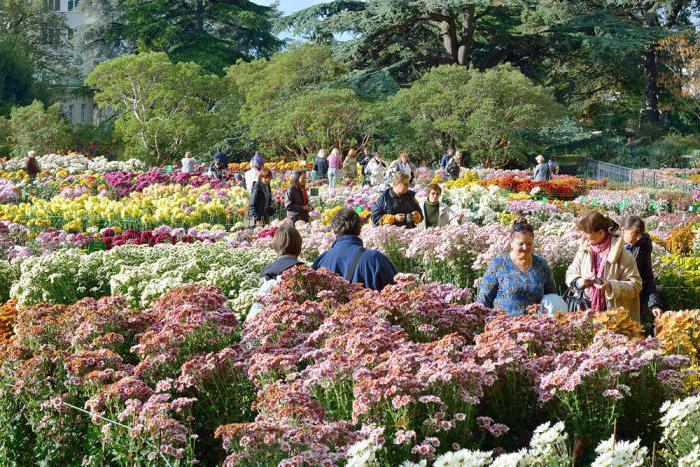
[254,0,328,15]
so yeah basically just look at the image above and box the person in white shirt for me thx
[245,160,262,192]
[181,151,197,174]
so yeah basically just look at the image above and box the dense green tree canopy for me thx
[0,0,71,81]
[0,36,36,116]
[390,64,565,167]
[8,100,72,158]
[86,52,228,164]
[78,0,282,74]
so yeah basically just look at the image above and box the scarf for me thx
[589,234,612,312]
[299,184,308,206]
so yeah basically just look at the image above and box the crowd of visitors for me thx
[95,146,661,328]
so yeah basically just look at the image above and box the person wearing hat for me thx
[245,159,262,192]
[251,151,265,169]
[533,155,552,182]
[181,151,197,174]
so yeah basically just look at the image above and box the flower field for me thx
[0,153,699,465]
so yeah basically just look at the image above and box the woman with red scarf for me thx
[285,170,312,224]
[566,212,643,321]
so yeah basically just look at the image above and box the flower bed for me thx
[0,269,694,466]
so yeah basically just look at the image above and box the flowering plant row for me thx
[0,269,693,466]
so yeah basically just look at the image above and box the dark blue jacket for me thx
[312,235,397,291]
[313,157,329,178]
[214,151,228,168]
[370,188,421,228]
[440,153,451,169]
[260,255,302,280]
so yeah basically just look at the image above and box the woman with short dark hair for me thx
[566,212,642,320]
[476,218,557,316]
[622,215,662,330]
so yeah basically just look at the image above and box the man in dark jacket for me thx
[313,208,397,291]
[248,168,273,225]
[370,172,422,228]
[359,148,371,186]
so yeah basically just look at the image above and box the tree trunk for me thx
[642,46,660,126]
[457,4,476,66]
[435,19,459,63]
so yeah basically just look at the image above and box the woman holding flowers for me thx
[248,167,273,226]
[285,170,312,224]
[566,212,642,320]
[477,218,557,316]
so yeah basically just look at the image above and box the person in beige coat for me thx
[565,212,643,321]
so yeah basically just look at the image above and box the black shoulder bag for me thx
[563,280,591,313]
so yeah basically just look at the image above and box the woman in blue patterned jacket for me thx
[477,217,557,316]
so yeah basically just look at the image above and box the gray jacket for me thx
[533,162,552,182]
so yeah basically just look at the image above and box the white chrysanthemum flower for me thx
[491,449,530,467]
[434,449,493,467]
[591,436,648,467]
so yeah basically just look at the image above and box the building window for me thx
[68,104,74,121]
[81,103,87,123]
[41,27,61,45]
[68,0,79,11]
[45,0,60,11]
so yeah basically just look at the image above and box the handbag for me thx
[563,282,591,313]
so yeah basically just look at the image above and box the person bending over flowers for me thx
[566,212,642,320]
[313,208,397,291]
[249,224,305,320]
[477,218,557,316]
[371,172,422,229]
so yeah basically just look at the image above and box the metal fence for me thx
[580,158,697,193]
[580,158,631,184]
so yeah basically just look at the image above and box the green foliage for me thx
[250,87,366,157]
[0,36,36,116]
[390,64,564,167]
[0,117,12,157]
[0,0,71,83]
[612,134,700,169]
[84,0,282,74]
[86,53,228,165]
[8,100,72,158]
[227,43,347,117]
